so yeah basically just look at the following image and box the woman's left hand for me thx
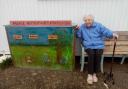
[113,33,119,39]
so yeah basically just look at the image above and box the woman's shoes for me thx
[87,74,98,84]
[93,73,98,83]
[87,74,93,84]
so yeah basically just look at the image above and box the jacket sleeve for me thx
[76,27,83,45]
[76,27,82,38]
[99,24,113,38]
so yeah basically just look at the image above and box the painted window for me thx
[29,34,39,39]
[13,34,22,40]
[48,35,58,40]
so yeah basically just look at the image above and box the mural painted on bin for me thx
[5,26,74,71]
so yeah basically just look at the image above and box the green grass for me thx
[10,45,74,71]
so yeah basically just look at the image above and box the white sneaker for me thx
[87,74,93,84]
[93,73,98,82]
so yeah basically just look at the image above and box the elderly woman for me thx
[77,15,118,84]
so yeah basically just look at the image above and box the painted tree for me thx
[49,28,72,64]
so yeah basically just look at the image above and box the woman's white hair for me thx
[83,14,95,21]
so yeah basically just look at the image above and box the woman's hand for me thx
[113,33,119,39]
[73,25,80,30]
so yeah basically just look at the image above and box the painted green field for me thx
[10,45,74,71]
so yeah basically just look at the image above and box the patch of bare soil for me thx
[0,63,127,89]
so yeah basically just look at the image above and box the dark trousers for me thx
[85,49,103,74]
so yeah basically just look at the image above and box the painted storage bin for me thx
[5,26,74,71]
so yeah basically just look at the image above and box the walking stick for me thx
[103,37,117,89]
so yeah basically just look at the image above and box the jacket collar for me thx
[84,22,96,28]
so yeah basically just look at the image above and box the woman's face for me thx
[84,16,94,27]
